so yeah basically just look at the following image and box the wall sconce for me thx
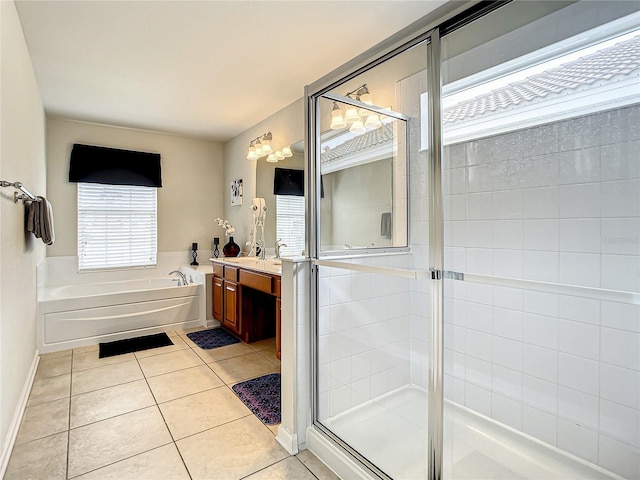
[247,132,293,161]
[329,84,382,135]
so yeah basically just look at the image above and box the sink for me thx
[219,257,282,273]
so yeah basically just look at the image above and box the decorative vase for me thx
[223,236,240,257]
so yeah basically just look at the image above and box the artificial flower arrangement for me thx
[214,217,235,236]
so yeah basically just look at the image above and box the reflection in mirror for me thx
[256,141,305,256]
[319,97,408,253]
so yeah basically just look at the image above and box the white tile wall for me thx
[442,105,640,478]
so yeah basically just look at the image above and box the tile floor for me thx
[5,327,339,480]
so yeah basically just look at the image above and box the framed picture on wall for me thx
[231,178,243,206]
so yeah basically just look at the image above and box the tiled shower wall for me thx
[442,104,640,478]
[317,260,413,419]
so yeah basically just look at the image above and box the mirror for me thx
[314,41,427,254]
[318,97,408,252]
[256,141,305,254]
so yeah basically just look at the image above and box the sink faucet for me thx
[275,239,287,259]
[169,270,188,286]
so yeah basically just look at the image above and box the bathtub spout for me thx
[169,270,188,286]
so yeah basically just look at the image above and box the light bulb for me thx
[344,107,360,124]
[275,151,285,161]
[246,143,256,160]
[349,120,366,135]
[360,92,373,105]
[282,146,293,157]
[359,86,373,105]
[266,153,277,163]
[262,139,273,154]
[365,113,381,130]
[330,102,346,129]
[255,139,263,156]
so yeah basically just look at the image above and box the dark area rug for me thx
[232,373,281,425]
[187,327,240,350]
[99,332,173,358]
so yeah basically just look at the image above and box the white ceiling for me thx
[15,0,446,142]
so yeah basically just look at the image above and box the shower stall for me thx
[305,1,640,479]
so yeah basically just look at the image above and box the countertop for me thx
[209,257,282,276]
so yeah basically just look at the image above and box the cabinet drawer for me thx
[224,266,239,282]
[213,263,224,277]
[239,269,273,294]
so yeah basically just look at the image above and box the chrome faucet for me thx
[169,270,188,286]
[275,239,287,259]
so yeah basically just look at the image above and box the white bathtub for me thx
[38,277,204,353]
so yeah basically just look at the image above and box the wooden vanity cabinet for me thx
[223,280,240,335]
[212,264,224,322]
[212,276,223,321]
[212,261,280,353]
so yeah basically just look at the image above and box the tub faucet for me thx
[169,270,188,286]
[275,239,287,259]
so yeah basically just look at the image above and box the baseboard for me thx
[276,425,299,455]
[306,426,375,480]
[0,349,39,477]
[39,319,203,354]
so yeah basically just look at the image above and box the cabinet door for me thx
[212,276,223,321]
[223,281,240,335]
[276,298,281,360]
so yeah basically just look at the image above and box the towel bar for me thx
[0,180,40,203]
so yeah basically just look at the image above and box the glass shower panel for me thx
[316,262,430,478]
[441,1,640,478]
[312,37,436,479]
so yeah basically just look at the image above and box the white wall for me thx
[223,99,304,251]
[0,0,46,465]
[46,117,224,259]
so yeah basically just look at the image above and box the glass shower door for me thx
[440,1,640,478]
[308,33,443,479]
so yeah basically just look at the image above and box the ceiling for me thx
[15,0,447,143]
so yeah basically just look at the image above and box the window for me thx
[78,183,157,270]
[276,195,305,256]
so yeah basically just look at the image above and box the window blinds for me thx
[78,183,157,270]
[276,195,305,257]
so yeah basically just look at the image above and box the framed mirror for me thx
[256,141,305,256]
[318,96,409,254]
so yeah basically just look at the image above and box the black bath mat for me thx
[99,332,173,358]
[232,373,281,425]
[186,327,240,350]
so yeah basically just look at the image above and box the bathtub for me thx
[38,277,204,353]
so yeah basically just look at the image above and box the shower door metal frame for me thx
[305,22,446,480]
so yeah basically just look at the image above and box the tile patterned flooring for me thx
[5,328,338,480]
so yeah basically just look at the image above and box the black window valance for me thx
[273,168,303,196]
[69,144,162,187]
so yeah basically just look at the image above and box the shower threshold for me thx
[322,385,620,479]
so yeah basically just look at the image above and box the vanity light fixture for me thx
[329,84,382,134]
[246,132,293,161]
[329,102,347,129]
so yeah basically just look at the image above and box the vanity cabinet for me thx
[223,280,240,335]
[212,264,224,322]
[211,260,281,357]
